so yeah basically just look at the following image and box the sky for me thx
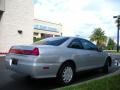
[33,0,120,40]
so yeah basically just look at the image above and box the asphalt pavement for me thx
[0,55,120,90]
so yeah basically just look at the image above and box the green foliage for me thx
[107,38,116,50]
[90,28,107,48]
[33,37,42,42]
[56,74,120,90]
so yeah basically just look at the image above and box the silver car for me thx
[5,37,112,84]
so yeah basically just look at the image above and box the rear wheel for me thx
[57,62,75,85]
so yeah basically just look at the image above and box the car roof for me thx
[60,36,84,40]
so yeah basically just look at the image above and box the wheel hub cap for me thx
[62,66,73,83]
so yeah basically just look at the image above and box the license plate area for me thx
[12,58,18,65]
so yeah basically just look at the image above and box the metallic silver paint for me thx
[5,37,111,79]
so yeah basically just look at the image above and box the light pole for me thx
[113,15,120,52]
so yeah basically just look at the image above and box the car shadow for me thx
[1,68,117,90]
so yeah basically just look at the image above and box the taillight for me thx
[31,48,39,56]
[9,47,39,56]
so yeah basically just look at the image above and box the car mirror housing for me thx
[97,47,103,52]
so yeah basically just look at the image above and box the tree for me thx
[107,38,116,50]
[90,28,107,48]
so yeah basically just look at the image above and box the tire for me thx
[103,59,110,74]
[57,62,75,85]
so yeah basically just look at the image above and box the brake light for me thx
[9,47,39,56]
[31,48,39,56]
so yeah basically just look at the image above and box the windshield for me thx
[33,37,69,46]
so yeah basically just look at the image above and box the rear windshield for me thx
[34,37,69,46]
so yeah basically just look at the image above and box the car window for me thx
[34,37,69,46]
[68,38,83,49]
[81,39,97,50]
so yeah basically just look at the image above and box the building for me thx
[0,0,5,14]
[0,0,62,54]
[0,0,33,53]
[33,19,62,39]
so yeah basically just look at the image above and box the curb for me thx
[55,69,120,90]
[0,55,5,57]
[0,52,7,57]
[0,55,6,57]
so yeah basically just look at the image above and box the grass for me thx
[56,73,120,90]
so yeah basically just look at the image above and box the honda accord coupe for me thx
[5,37,112,85]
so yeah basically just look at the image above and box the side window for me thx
[81,39,97,50]
[68,38,83,49]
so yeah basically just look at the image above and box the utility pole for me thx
[113,15,120,52]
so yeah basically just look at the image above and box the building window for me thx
[41,33,45,39]
[55,35,60,37]
[34,32,39,36]
[41,33,53,39]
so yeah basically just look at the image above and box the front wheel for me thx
[57,63,75,85]
[103,59,110,73]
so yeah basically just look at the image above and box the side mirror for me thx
[97,47,102,52]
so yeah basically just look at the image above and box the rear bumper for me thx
[5,56,61,78]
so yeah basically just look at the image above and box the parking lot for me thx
[0,55,120,90]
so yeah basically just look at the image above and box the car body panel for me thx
[5,37,111,78]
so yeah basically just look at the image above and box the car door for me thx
[68,38,92,71]
[80,39,104,68]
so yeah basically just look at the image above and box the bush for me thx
[33,37,42,42]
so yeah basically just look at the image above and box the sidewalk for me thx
[0,52,7,58]
[0,55,5,60]
[0,55,5,57]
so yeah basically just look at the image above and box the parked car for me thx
[5,37,112,85]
